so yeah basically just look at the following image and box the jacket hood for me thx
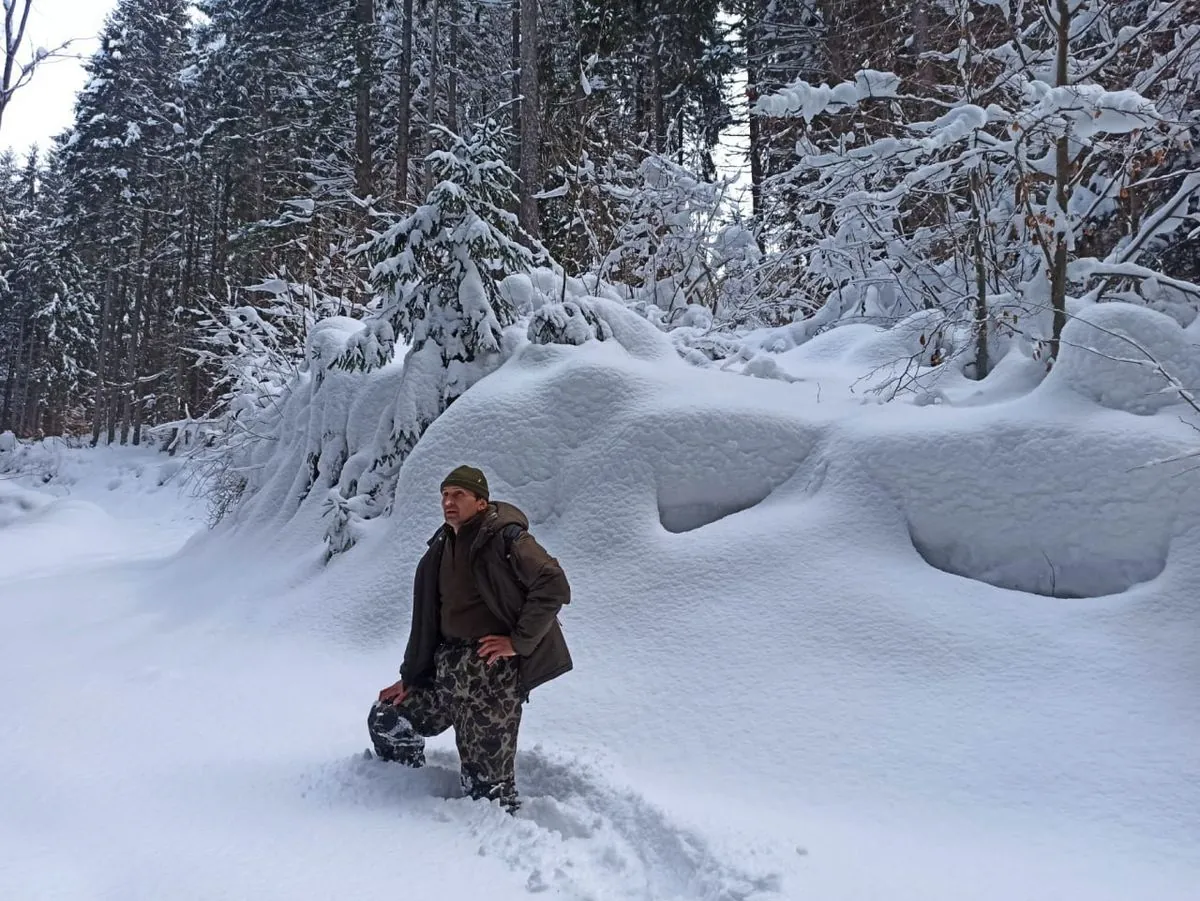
[483,501,529,533]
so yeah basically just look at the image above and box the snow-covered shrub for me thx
[1048,303,1200,415]
[216,279,679,550]
[185,276,345,523]
[595,153,740,320]
[544,154,792,366]
[528,299,614,347]
[750,1,1200,388]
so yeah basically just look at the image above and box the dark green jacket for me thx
[400,501,572,694]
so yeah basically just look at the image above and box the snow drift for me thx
[178,293,1200,893]
[221,299,1200,604]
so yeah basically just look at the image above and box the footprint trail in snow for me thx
[301,748,786,901]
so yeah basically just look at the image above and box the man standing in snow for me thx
[368,465,572,812]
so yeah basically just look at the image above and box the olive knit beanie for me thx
[440,465,489,500]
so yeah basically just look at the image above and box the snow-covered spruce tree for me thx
[752,0,1200,387]
[6,151,98,437]
[534,0,735,272]
[0,149,96,437]
[56,0,191,445]
[345,118,538,378]
[0,150,27,432]
[191,0,373,308]
[323,118,540,555]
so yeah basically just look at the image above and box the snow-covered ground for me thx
[3,306,1199,900]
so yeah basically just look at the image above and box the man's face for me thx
[442,486,487,529]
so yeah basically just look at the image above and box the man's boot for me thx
[461,768,519,814]
[367,700,427,767]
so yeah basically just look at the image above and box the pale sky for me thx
[3,0,116,157]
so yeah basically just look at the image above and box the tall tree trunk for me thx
[0,313,23,432]
[45,386,60,438]
[209,164,231,296]
[354,0,375,200]
[91,280,112,446]
[106,385,118,445]
[133,272,156,446]
[121,303,139,447]
[424,0,440,195]
[911,0,938,120]
[912,0,932,90]
[651,25,666,153]
[11,321,32,435]
[0,338,17,432]
[971,186,991,380]
[20,334,42,437]
[122,213,152,446]
[745,0,765,236]
[518,0,540,237]
[396,0,413,201]
[511,1,520,140]
[1049,0,1071,361]
[447,0,459,135]
[176,179,200,424]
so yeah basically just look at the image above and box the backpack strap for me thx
[500,523,527,586]
[500,523,525,557]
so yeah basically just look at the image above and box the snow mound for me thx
[524,295,675,362]
[838,309,953,371]
[368,337,1198,609]
[778,323,884,364]
[1049,302,1200,415]
[226,313,1200,609]
[0,482,53,528]
[305,315,366,367]
[748,310,965,399]
[0,489,124,581]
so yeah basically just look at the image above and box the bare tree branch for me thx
[1,0,78,135]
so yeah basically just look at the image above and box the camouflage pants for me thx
[368,639,524,811]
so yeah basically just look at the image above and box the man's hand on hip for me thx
[478,635,516,666]
[378,680,409,705]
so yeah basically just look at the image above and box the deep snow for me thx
[2,302,1200,900]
